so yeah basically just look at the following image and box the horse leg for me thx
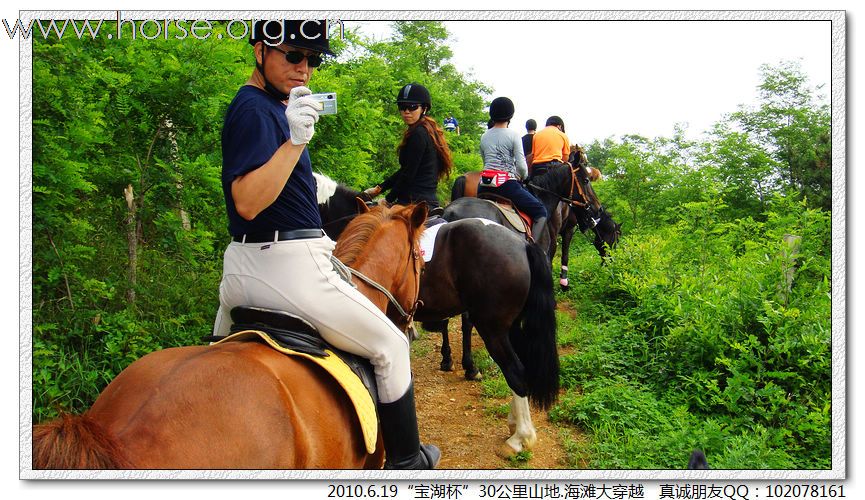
[474,325,535,457]
[460,312,481,380]
[559,223,574,290]
[473,322,529,400]
[504,392,538,454]
[440,320,453,372]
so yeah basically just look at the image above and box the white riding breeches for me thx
[212,236,412,403]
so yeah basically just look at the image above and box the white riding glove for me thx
[284,86,320,145]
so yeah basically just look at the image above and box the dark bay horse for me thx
[552,150,622,288]
[441,163,619,378]
[316,176,559,455]
[451,161,620,291]
[32,203,428,469]
[449,162,620,263]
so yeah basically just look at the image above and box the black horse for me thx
[552,150,622,288]
[555,201,621,288]
[441,163,620,379]
[316,174,559,455]
[315,172,373,238]
[449,162,620,262]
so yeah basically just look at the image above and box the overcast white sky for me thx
[353,19,831,145]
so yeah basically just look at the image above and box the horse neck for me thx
[335,217,416,310]
[537,165,573,198]
[533,166,572,214]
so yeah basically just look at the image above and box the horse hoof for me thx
[559,278,569,288]
[440,362,453,372]
[496,443,520,459]
[464,370,482,381]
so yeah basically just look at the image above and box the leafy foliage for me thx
[31,27,832,473]
[32,21,489,422]
[549,63,832,468]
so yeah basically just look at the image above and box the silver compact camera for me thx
[310,93,337,115]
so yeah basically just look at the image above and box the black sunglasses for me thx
[267,46,323,68]
[398,103,421,112]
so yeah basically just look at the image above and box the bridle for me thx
[528,163,612,244]
[347,217,423,333]
[527,162,588,208]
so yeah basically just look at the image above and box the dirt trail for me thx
[410,320,583,470]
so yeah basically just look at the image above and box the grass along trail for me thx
[410,312,586,470]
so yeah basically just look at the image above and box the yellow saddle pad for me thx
[213,330,379,454]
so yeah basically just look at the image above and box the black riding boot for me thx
[531,216,548,243]
[378,381,441,469]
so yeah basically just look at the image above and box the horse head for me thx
[592,206,622,258]
[335,203,428,332]
[572,164,602,211]
[316,172,378,239]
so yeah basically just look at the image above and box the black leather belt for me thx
[233,228,325,243]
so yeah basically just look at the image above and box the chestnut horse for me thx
[317,177,558,456]
[32,203,428,470]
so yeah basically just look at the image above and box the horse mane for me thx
[334,205,422,267]
[531,163,573,195]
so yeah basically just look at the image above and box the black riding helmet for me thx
[396,83,432,112]
[249,20,334,54]
[249,20,333,101]
[546,115,565,128]
[489,97,515,122]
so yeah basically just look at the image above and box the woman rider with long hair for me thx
[364,83,452,208]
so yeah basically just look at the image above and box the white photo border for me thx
[19,9,846,481]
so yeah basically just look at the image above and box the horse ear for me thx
[409,202,429,229]
[355,197,370,214]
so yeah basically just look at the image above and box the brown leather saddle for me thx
[464,171,534,237]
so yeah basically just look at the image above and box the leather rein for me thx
[346,220,423,332]
[527,162,591,208]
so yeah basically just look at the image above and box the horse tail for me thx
[32,414,133,469]
[509,241,560,410]
[450,175,466,202]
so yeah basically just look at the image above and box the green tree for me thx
[729,61,831,210]
[32,21,492,421]
[701,121,780,219]
[32,27,250,419]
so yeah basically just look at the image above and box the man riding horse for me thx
[214,19,439,469]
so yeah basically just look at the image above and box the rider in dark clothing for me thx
[365,83,452,208]
[378,123,441,206]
